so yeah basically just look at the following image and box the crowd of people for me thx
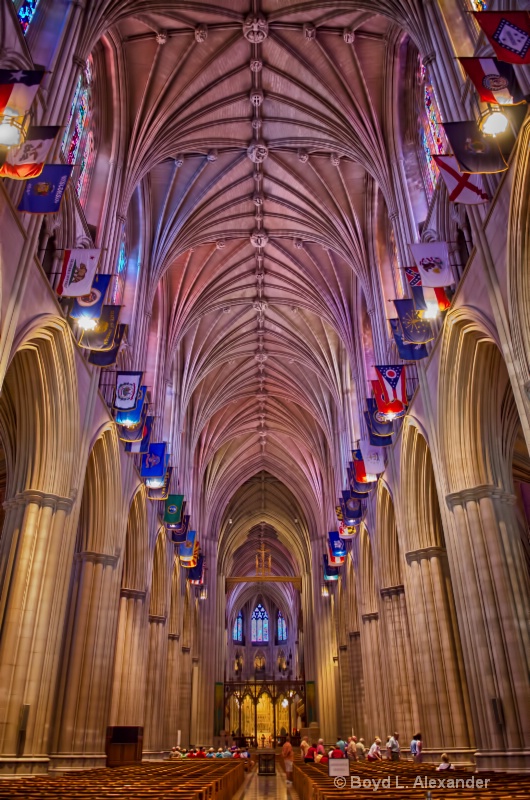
[169,745,252,760]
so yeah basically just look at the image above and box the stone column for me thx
[109,589,149,727]
[446,486,530,771]
[50,551,121,771]
[164,633,181,748]
[177,647,192,748]
[0,491,73,776]
[348,632,367,737]
[379,586,419,740]
[142,615,169,759]
[360,612,390,739]
[405,546,475,764]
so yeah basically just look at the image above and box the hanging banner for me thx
[164,495,185,526]
[323,554,340,581]
[169,515,190,544]
[56,248,101,297]
[77,304,121,351]
[409,242,454,288]
[147,467,172,500]
[88,324,127,367]
[0,125,60,180]
[473,11,530,65]
[17,164,73,214]
[179,530,198,563]
[328,531,347,559]
[116,386,148,427]
[141,442,167,478]
[389,319,428,361]
[338,520,358,540]
[70,274,111,320]
[114,372,144,411]
[125,415,153,454]
[432,155,489,204]
[360,440,386,474]
[458,57,523,105]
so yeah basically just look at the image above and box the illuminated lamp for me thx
[478,104,508,137]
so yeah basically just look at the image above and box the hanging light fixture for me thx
[478,104,508,137]
[199,586,207,600]
[422,301,439,320]
[321,583,330,597]
[75,315,98,331]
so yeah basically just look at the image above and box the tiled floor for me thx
[233,766,300,800]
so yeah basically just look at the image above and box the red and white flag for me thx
[360,441,386,474]
[474,12,530,65]
[338,520,357,539]
[458,57,522,105]
[0,126,59,180]
[57,249,100,296]
[433,155,489,205]
[371,379,406,417]
[0,69,44,114]
[374,366,407,406]
[409,242,454,288]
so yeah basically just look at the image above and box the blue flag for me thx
[17,164,73,213]
[341,490,363,523]
[364,411,393,447]
[141,442,167,478]
[169,514,190,543]
[147,467,172,500]
[393,299,434,345]
[180,530,198,562]
[328,531,347,559]
[71,274,111,320]
[390,319,428,360]
[188,553,204,583]
[116,386,148,427]
[88,324,126,367]
[366,398,394,437]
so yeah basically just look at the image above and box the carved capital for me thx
[76,551,119,567]
[149,614,167,624]
[446,484,517,509]
[121,588,146,600]
[3,489,74,513]
[405,545,445,565]
[168,633,180,641]
[380,584,405,598]
[361,612,379,622]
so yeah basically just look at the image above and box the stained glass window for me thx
[470,0,486,9]
[277,611,287,642]
[110,238,127,305]
[62,58,94,205]
[251,604,269,643]
[233,611,243,642]
[13,0,40,34]
[419,64,447,202]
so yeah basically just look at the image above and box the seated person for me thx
[305,742,317,762]
[330,743,345,759]
[436,753,455,771]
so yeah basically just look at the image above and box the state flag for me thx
[168,514,190,543]
[474,11,530,65]
[57,248,100,296]
[338,520,358,540]
[323,554,340,581]
[164,495,184,526]
[328,530,346,562]
[371,379,406,418]
[404,268,452,313]
[409,242,454,288]
[443,121,507,174]
[374,365,407,408]
[390,319,428,361]
[77,304,121,351]
[188,554,205,583]
[393,299,434,344]
[141,442,167,478]
[0,126,59,180]
[125,415,154,454]
[147,467,172,500]
[70,274,111,321]
[340,490,363,524]
[114,371,143,411]
[17,164,73,213]
[116,386,148,427]
[433,155,489,204]
[458,57,523,105]
[88,324,126,367]
[364,410,393,447]
[180,530,198,563]
[360,440,386,474]
[365,397,394,437]
[0,69,44,114]
[348,463,372,495]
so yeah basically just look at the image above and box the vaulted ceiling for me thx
[90,1,427,580]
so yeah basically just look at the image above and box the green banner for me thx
[164,494,184,524]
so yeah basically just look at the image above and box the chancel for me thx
[0,0,529,797]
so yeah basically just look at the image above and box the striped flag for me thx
[458,58,523,105]
[0,126,59,180]
[0,69,44,114]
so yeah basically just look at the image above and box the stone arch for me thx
[375,482,403,588]
[358,526,377,616]
[122,485,149,592]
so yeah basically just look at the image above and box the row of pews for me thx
[0,760,245,800]
[293,758,530,800]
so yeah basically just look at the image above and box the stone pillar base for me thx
[420,748,476,768]
[475,750,530,773]
[142,750,166,762]
[48,754,107,773]
[0,757,50,777]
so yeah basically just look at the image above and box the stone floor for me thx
[234,765,300,800]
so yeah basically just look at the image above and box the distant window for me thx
[277,611,287,642]
[469,0,486,9]
[62,57,95,206]
[13,0,40,34]
[418,63,447,202]
[251,604,268,643]
[233,611,243,643]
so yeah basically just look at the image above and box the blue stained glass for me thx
[251,604,268,643]
[277,611,287,642]
[233,611,243,642]
[13,0,40,34]
[117,240,127,274]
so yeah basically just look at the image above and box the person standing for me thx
[300,735,310,760]
[367,737,382,761]
[410,733,422,764]
[347,736,357,761]
[356,738,366,760]
[336,736,346,754]
[282,735,294,786]
[388,732,400,761]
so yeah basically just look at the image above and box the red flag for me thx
[458,57,523,105]
[0,126,59,180]
[433,155,489,204]
[474,12,530,65]
[371,379,405,417]
[0,69,44,114]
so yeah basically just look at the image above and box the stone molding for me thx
[380,584,405,598]
[445,484,517,510]
[405,546,445,565]
[76,551,119,567]
[168,633,180,641]
[148,614,167,624]
[361,612,379,622]
[349,631,360,639]
[121,588,146,600]
[3,489,74,513]
[181,646,191,653]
